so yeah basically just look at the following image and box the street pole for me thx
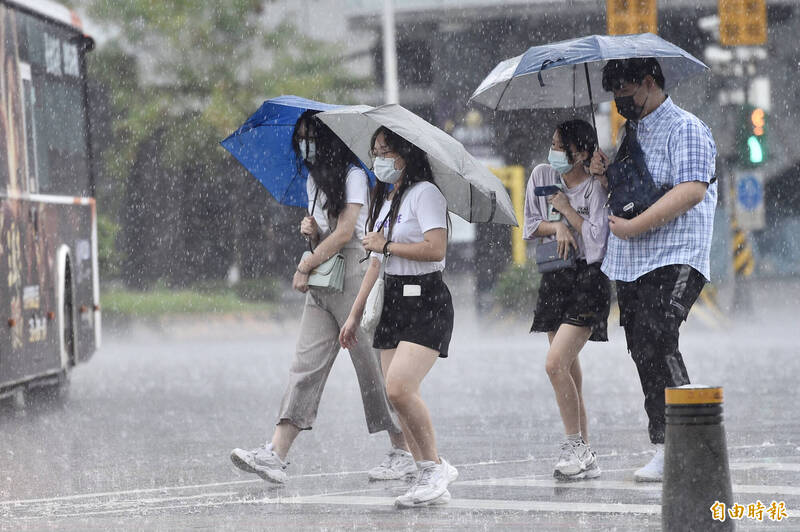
[382,0,399,104]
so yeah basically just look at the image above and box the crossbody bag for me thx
[302,188,346,292]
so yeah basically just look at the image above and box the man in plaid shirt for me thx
[590,58,717,482]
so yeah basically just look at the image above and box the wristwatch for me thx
[383,240,392,257]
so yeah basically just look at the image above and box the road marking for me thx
[459,477,800,497]
[266,494,662,515]
[731,462,800,473]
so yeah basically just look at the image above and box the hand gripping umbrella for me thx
[317,104,518,226]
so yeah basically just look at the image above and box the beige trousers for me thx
[277,246,400,434]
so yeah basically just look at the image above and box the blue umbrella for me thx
[470,33,709,128]
[220,95,374,207]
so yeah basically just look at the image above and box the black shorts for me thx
[373,272,453,358]
[531,261,611,342]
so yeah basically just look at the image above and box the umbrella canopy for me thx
[221,95,373,207]
[470,33,709,111]
[317,104,518,226]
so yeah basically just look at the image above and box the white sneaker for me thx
[442,456,459,483]
[395,487,451,508]
[368,448,417,480]
[634,444,664,482]
[554,439,591,476]
[582,451,601,479]
[410,459,451,504]
[230,442,288,484]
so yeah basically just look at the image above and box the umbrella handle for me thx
[538,58,565,87]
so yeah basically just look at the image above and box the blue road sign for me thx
[737,175,763,211]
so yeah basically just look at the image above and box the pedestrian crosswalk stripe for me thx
[459,477,800,497]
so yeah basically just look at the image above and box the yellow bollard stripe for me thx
[666,386,724,405]
[733,248,753,271]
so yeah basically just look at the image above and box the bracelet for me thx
[382,240,392,257]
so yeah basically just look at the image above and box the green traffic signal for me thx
[747,135,764,164]
[740,105,767,166]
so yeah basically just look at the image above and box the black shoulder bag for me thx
[606,122,671,219]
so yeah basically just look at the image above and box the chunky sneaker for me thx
[441,457,459,484]
[230,442,288,484]
[554,439,599,480]
[634,444,664,482]
[582,451,601,479]
[395,487,451,508]
[368,448,418,480]
[411,460,451,505]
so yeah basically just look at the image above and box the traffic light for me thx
[739,105,767,166]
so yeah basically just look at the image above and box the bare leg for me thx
[271,421,301,461]
[384,342,440,463]
[545,324,592,438]
[379,349,411,452]
[570,357,589,443]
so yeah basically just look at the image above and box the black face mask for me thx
[615,85,649,121]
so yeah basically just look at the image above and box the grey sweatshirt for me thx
[523,164,609,265]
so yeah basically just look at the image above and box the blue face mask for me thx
[548,148,573,175]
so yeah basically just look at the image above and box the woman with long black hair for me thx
[340,126,457,508]
[230,112,413,484]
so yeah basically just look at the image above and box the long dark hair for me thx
[291,110,359,218]
[366,127,437,237]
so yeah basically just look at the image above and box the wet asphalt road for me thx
[1,276,799,530]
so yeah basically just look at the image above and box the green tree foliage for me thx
[76,0,367,288]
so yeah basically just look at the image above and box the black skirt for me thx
[531,260,611,342]
[373,271,453,357]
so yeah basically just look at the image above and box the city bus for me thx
[0,0,99,402]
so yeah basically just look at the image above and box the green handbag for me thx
[303,250,345,292]
[303,187,345,292]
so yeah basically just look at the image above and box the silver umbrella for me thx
[317,104,518,226]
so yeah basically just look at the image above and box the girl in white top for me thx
[230,112,414,485]
[340,126,457,508]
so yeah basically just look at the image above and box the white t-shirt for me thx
[374,181,448,276]
[307,166,370,240]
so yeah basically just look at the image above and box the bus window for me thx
[16,10,90,197]
[19,62,39,194]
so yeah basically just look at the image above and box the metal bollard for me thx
[662,385,734,532]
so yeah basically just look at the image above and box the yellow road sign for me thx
[607,0,657,35]
[719,0,767,46]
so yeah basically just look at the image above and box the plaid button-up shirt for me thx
[601,97,717,282]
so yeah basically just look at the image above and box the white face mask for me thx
[373,156,403,184]
[298,140,316,164]
[548,148,573,175]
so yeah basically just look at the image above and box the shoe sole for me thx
[395,490,451,508]
[634,474,662,483]
[554,467,601,481]
[230,451,286,484]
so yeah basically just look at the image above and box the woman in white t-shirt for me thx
[231,112,414,485]
[340,127,457,509]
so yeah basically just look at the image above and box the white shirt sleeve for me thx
[414,183,447,234]
[345,167,369,205]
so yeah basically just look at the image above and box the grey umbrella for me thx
[317,104,518,226]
